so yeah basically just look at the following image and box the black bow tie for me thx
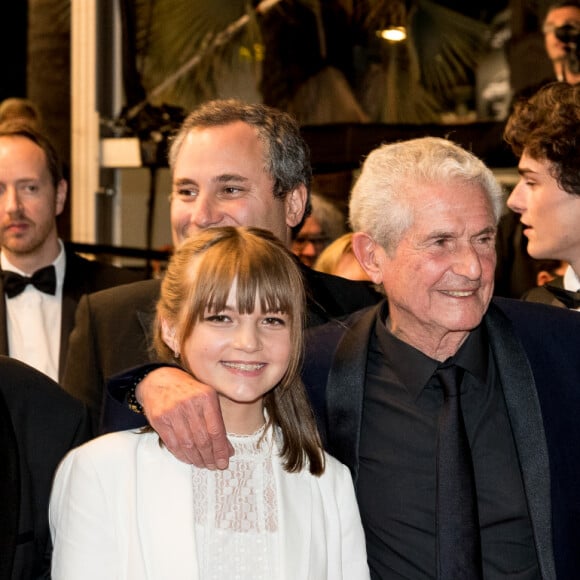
[2,265,57,298]
[544,284,580,309]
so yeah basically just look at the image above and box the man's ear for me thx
[55,179,68,217]
[351,232,387,285]
[285,184,308,229]
[161,319,179,356]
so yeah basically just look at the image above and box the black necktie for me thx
[435,363,482,579]
[2,265,57,298]
[543,284,580,309]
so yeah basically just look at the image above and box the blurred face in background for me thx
[292,215,329,267]
[543,6,580,64]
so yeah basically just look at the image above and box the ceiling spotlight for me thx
[377,26,407,42]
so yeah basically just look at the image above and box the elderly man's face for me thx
[372,182,497,358]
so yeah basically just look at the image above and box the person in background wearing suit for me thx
[50,227,368,579]
[0,356,90,580]
[63,99,380,435]
[0,122,143,383]
[504,81,580,310]
[291,192,346,267]
[542,0,580,85]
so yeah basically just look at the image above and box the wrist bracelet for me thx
[125,363,181,416]
[126,369,155,415]
[126,384,144,415]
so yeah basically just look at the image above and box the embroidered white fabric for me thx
[192,424,279,579]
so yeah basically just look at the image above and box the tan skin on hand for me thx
[136,366,233,468]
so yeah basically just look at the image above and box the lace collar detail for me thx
[227,423,273,458]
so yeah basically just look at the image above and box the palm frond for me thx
[135,0,265,108]
[413,0,489,100]
[127,0,492,124]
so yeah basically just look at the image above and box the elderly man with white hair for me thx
[303,137,580,579]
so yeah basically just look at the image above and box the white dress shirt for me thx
[2,241,66,381]
[563,264,580,312]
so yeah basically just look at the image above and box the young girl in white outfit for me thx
[50,226,369,579]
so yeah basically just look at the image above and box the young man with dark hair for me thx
[62,100,380,433]
[505,81,580,309]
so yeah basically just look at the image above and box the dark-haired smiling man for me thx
[63,99,380,431]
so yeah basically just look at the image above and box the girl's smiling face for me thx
[163,280,292,433]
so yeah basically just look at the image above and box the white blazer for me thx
[50,430,370,580]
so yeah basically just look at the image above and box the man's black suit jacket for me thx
[302,297,580,580]
[0,245,144,381]
[522,274,569,309]
[0,357,91,580]
[62,263,381,428]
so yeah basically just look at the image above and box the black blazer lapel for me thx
[0,276,10,356]
[0,389,20,580]
[325,305,380,483]
[59,251,91,380]
[59,292,77,380]
[485,303,556,580]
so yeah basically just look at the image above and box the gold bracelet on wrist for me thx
[126,372,151,415]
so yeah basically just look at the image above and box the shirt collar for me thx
[374,303,488,400]
[563,264,580,292]
[1,239,66,288]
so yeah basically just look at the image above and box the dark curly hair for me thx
[504,82,580,196]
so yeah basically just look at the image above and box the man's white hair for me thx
[349,137,504,252]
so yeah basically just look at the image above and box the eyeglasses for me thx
[293,235,330,251]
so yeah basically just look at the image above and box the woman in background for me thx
[314,232,371,282]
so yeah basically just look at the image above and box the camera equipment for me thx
[555,24,580,45]
[555,24,580,74]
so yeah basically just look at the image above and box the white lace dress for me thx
[192,425,279,580]
[50,427,370,579]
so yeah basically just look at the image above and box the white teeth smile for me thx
[222,362,265,371]
[442,291,475,297]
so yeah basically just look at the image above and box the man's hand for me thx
[136,366,233,468]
